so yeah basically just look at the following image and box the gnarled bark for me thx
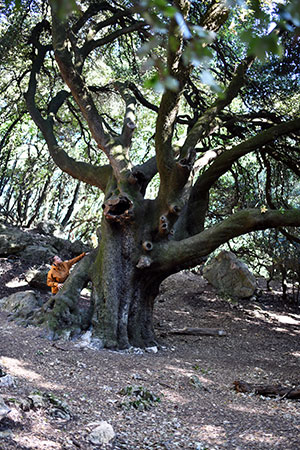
[19,0,300,351]
[35,251,96,339]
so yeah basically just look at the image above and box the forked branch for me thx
[25,20,112,192]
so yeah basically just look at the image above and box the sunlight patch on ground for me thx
[0,356,63,390]
[240,431,284,446]
[173,309,190,315]
[165,364,205,377]
[13,435,62,450]
[5,278,27,288]
[229,402,283,417]
[196,424,226,444]
[267,312,300,325]
[161,390,190,404]
[273,326,300,336]
[164,364,213,388]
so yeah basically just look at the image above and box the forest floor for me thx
[0,258,300,450]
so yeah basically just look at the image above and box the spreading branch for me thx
[25,21,112,192]
[181,56,255,157]
[50,1,110,153]
[153,208,300,271]
[184,117,300,235]
[194,117,300,195]
[81,22,148,59]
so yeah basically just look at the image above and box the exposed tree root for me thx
[32,251,97,340]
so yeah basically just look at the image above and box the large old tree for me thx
[2,0,300,348]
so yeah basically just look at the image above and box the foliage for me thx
[0,0,299,329]
[119,385,162,410]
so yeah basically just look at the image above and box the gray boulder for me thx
[69,239,88,255]
[24,266,49,290]
[88,421,115,445]
[21,244,57,263]
[203,250,257,299]
[0,224,32,256]
[0,291,42,319]
[0,223,90,264]
[0,374,16,388]
[35,221,58,236]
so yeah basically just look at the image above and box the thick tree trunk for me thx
[90,221,163,349]
[36,217,166,349]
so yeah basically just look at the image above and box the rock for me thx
[35,221,58,236]
[0,374,16,388]
[69,239,89,255]
[0,223,90,263]
[24,266,49,290]
[27,392,71,420]
[76,330,104,350]
[0,224,32,256]
[145,346,158,354]
[28,393,47,409]
[189,375,210,392]
[203,250,257,299]
[88,421,115,445]
[21,244,57,263]
[0,291,42,319]
[0,395,11,421]
[0,430,13,438]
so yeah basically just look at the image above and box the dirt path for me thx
[0,271,300,449]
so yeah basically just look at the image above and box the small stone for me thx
[0,396,11,421]
[28,393,47,409]
[0,430,13,438]
[88,421,115,445]
[132,373,143,380]
[0,374,16,387]
[145,346,158,354]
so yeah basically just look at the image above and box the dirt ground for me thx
[0,257,300,450]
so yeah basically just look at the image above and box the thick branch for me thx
[115,82,137,150]
[81,22,148,58]
[155,0,190,196]
[49,2,110,152]
[152,208,300,271]
[200,0,229,32]
[72,2,116,34]
[193,118,300,195]
[157,56,254,210]
[47,90,70,115]
[132,157,158,195]
[25,39,112,191]
[184,117,300,235]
